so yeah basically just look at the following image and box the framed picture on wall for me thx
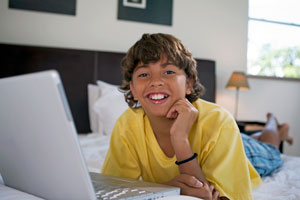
[123,0,146,9]
[9,0,76,16]
[118,0,173,26]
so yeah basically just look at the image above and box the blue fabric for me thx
[241,133,282,177]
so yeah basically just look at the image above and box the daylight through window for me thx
[247,0,300,78]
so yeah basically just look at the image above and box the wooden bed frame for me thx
[0,43,216,133]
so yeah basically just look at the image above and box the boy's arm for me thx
[167,98,208,184]
[166,99,231,199]
[171,137,208,183]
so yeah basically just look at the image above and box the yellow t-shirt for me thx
[102,99,262,199]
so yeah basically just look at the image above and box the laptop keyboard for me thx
[92,180,152,200]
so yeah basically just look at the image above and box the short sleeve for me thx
[101,120,141,179]
[201,119,254,199]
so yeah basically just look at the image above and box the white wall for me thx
[0,0,299,156]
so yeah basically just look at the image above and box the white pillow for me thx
[94,80,128,135]
[87,84,100,133]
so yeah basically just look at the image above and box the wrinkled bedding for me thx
[79,133,300,200]
[252,154,300,199]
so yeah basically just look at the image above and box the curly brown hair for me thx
[120,33,205,108]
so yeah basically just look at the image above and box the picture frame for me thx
[118,0,173,26]
[123,0,146,9]
[9,0,76,16]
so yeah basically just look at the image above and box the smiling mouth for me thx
[147,93,169,103]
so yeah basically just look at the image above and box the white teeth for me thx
[150,94,166,100]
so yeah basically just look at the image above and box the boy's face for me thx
[130,56,193,118]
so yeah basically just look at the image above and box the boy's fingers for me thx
[166,106,180,119]
[212,190,220,200]
[166,110,177,118]
[166,99,187,118]
[177,175,203,188]
[171,111,178,119]
[193,180,203,188]
[166,106,176,118]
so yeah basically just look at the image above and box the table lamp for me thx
[226,71,250,119]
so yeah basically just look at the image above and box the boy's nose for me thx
[150,75,164,87]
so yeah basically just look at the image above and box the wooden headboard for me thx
[0,43,216,133]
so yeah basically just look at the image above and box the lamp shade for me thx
[226,71,250,90]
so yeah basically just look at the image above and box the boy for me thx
[102,33,261,199]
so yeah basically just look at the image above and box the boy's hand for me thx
[163,174,219,200]
[166,98,198,140]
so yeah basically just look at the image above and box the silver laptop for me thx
[0,70,180,200]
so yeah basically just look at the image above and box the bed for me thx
[1,43,300,199]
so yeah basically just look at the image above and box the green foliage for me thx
[252,44,300,78]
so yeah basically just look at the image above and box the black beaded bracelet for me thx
[175,153,198,165]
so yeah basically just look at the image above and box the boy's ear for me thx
[186,77,194,95]
[129,81,138,101]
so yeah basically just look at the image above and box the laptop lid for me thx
[0,70,96,200]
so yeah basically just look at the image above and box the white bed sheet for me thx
[78,133,110,173]
[78,133,300,200]
[252,154,300,199]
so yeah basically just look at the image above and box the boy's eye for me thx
[138,73,148,77]
[165,70,175,75]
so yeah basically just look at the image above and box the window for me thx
[247,0,300,79]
